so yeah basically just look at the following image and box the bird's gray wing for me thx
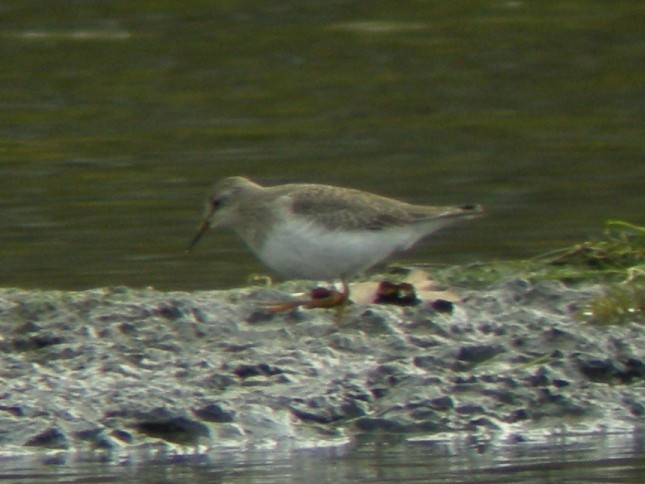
[286,185,456,231]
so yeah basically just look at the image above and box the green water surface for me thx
[2,1,643,290]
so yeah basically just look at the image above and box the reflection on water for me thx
[1,432,643,483]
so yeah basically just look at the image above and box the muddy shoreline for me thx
[0,277,643,456]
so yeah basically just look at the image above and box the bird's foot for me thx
[247,274,273,287]
[261,280,350,314]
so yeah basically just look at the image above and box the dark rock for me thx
[73,428,116,450]
[288,395,364,424]
[370,387,389,398]
[118,322,137,335]
[93,438,116,450]
[623,358,645,382]
[413,353,453,370]
[456,404,485,415]
[193,403,236,423]
[367,363,408,388]
[133,416,210,445]
[573,354,620,382]
[340,399,369,419]
[354,417,407,433]
[224,343,256,352]
[542,327,571,342]
[246,309,275,323]
[24,428,68,449]
[204,373,237,391]
[552,379,570,388]
[430,299,453,313]
[429,395,454,411]
[511,337,526,348]
[13,321,42,333]
[0,405,24,417]
[153,303,184,320]
[623,398,644,417]
[525,367,550,387]
[481,388,516,405]
[406,318,450,337]
[232,363,284,379]
[408,335,441,348]
[290,406,339,424]
[74,428,104,441]
[451,375,479,386]
[505,409,530,423]
[507,433,526,443]
[11,334,65,351]
[468,417,500,429]
[110,430,133,443]
[456,344,504,364]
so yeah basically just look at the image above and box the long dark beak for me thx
[185,219,211,252]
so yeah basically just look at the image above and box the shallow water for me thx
[2,1,643,291]
[1,432,643,483]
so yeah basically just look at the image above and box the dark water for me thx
[2,432,644,483]
[1,1,644,477]
[2,1,643,292]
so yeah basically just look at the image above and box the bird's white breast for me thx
[256,217,424,280]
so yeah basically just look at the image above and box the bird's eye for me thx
[211,198,222,210]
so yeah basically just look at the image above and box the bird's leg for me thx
[261,278,350,313]
[332,278,351,323]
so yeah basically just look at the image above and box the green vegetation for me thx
[435,221,644,326]
[541,221,645,280]
[580,283,644,326]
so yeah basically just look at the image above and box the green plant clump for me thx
[581,283,644,326]
[541,220,644,280]
[434,220,644,325]
[544,221,644,326]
